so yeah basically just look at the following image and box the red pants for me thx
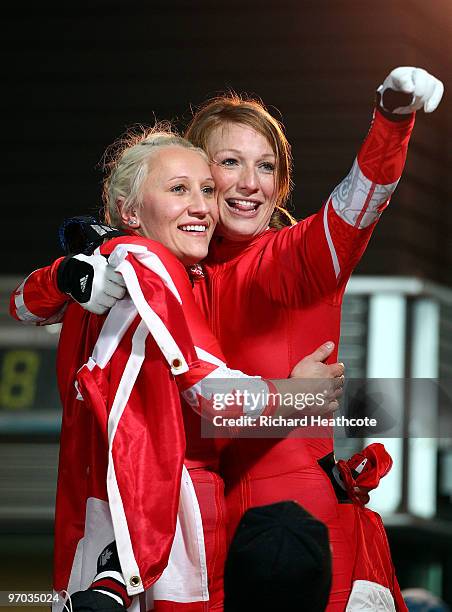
[153,468,227,612]
[224,464,356,612]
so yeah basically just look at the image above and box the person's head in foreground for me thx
[185,94,296,241]
[224,500,332,611]
[103,126,218,265]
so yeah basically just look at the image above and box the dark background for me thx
[3,0,452,284]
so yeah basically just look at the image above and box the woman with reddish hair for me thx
[181,67,442,609]
[11,66,443,610]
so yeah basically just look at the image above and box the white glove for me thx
[377,66,444,114]
[58,253,127,315]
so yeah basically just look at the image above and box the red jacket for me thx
[193,109,415,481]
[12,237,274,604]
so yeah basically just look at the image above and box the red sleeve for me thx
[264,109,415,304]
[9,257,68,324]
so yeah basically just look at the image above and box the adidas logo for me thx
[80,275,89,293]
[100,548,113,566]
[92,224,108,236]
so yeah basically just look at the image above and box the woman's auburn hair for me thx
[184,93,297,228]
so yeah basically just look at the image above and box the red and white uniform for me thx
[11,237,275,611]
[192,108,414,611]
[11,108,413,611]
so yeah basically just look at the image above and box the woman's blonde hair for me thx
[185,93,296,228]
[102,122,208,228]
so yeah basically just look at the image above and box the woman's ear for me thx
[118,198,140,229]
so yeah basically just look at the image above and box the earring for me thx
[128,219,137,226]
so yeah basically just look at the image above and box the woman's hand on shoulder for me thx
[57,253,127,315]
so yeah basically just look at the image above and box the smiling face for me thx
[121,146,218,265]
[206,123,278,241]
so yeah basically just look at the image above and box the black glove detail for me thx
[377,89,414,121]
[318,452,349,503]
[57,256,95,303]
[58,216,125,256]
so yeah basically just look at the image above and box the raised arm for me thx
[272,67,443,302]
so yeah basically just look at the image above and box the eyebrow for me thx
[167,175,214,182]
[212,149,275,158]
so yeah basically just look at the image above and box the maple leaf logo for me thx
[100,548,113,566]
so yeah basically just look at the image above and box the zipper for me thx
[207,265,222,340]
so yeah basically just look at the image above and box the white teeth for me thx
[228,199,259,210]
[179,225,206,232]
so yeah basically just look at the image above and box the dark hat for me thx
[224,501,332,611]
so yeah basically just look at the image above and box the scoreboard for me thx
[0,278,62,437]
[0,348,59,410]
[0,347,62,435]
